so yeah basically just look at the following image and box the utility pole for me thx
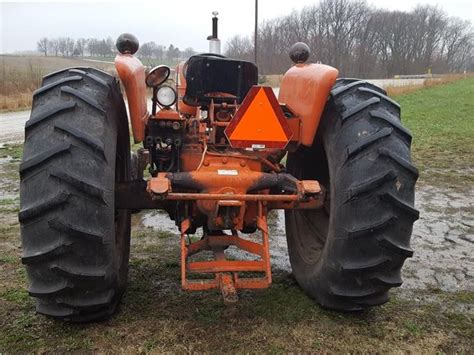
[254,0,258,66]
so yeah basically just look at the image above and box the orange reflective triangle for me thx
[225,86,292,149]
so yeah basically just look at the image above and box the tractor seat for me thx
[183,54,258,106]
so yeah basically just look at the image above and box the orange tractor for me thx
[19,20,418,322]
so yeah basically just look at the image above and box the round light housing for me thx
[146,65,171,87]
[156,85,177,107]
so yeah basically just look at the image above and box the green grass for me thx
[395,77,474,186]
[0,143,23,161]
[0,288,30,306]
[1,241,472,353]
[1,242,472,350]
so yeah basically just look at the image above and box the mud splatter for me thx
[404,185,473,291]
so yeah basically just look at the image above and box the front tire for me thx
[285,79,419,311]
[19,67,131,322]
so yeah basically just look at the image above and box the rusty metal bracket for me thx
[179,201,272,303]
[116,179,325,210]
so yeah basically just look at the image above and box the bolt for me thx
[240,160,246,167]
[222,157,228,164]
[203,160,210,166]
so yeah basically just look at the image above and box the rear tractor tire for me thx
[285,79,419,311]
[19,67,131,322]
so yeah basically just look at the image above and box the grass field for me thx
[1,54,470,113]
[81,55,180,68]
[0,76,473,352]
[396,77,474,187]
[0,55,182,112]
[0,55,115,111]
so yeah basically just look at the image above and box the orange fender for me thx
[278,63,338,147]
[115,53,148,143]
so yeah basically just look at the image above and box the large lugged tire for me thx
[19,67,131,322]
[285,79,419,311]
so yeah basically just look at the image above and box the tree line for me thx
[225,0,473,77]
[37,37,195,61]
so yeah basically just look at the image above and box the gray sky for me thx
[1,0,473,54]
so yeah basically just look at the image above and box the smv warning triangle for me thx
[225,86,292,149]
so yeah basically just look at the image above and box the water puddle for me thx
[138,185,474,291]
[141,210,180,233]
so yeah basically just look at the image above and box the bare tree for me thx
[35,5,473,76]
[139,41,158,58]
[97,39,112,57]
[317,0,371,74]
[153,45,165,60]
[225,35,253,61]
[166,44,180,60]
[48,39,60,56]
[106,37,116,55]
[182,47,196,59]
[225,0,473,76]
[410,5,447,73]
[37,37,49,56]
[439,18,473,72]
[65,37,75,57]
[87,38,100,56]
[74,38,87,57]
[57,37,67,56]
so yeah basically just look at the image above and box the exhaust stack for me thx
[207,11,221,54]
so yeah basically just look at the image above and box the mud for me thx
[0,110,29,144]
[395,288,474,315]
[405,186,473,291]
[140,185,473,292]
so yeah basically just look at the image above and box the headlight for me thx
[146,65,170,87]
[156,85,177,107]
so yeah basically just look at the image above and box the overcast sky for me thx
[1,0,473,54]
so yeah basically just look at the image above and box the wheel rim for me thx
[286,143,331,265]
[290,202,329,265]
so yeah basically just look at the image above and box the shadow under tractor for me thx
[19,30,419,322]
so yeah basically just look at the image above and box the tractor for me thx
[19,16,418,322]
